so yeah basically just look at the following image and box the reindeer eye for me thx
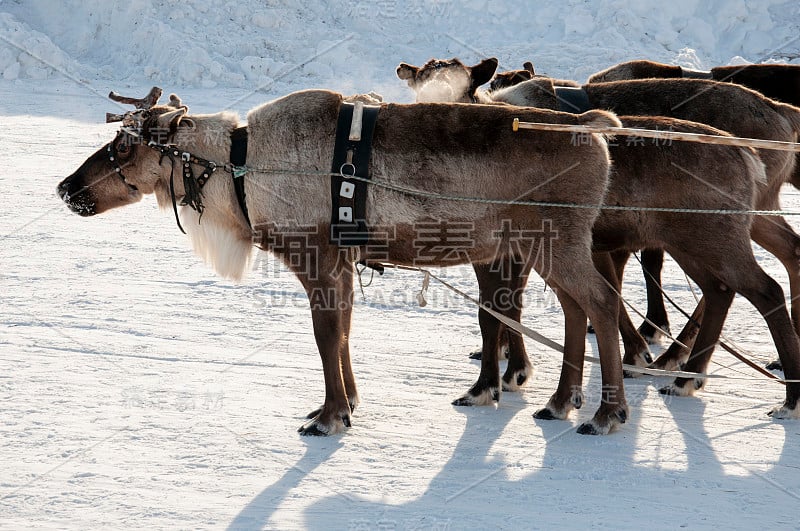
[116,141,132,156]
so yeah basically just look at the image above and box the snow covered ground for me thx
[2,1,800,529]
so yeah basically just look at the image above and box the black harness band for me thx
[230,126,250,228]
[555,86,592,113]
[330,102,381,246]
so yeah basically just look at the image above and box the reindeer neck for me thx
[172,112,239,164]
[153,112,251,234]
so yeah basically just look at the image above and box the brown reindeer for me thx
[588,60,800,349]
[397,58,800,421]
[589,61,800,107]
[58,87,631,435]
[499,63,800,376]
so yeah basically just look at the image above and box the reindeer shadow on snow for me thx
[226,360,799,529]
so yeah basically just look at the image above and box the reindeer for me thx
[589,61,800,107]
[589,60,800,354]
[58,87,631,435]
[396,58,800,421]
[493,61,800,376]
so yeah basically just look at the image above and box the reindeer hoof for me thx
[768,402,800,419]
[659,378,703,397]
[535,392,577,420]
[502,365,533,392]
[577,405,628,435]
[623,348,652,379]
[649,355,681,372]
[306,399,358,419]
[638,322,670,344]
[576,422,600,435]
[766,360,783,371]
[298,423,329,436]
[298,414,350,436]
[452,386,500,407]
[469,349,483,360]
[533,407,558,420]
[571,390,583,410]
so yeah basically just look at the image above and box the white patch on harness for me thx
[348,101,365,141]
[340,181,355,199]
[339,207,353,222]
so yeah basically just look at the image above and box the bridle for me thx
[107,126,220,234]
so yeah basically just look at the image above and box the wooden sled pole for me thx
[512,118,800,153]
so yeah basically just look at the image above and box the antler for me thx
[106,86,163,123]
[109,86,162,109]
[523,62,535,75]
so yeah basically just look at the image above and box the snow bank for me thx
[1,0,799,96]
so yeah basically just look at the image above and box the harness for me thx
[107,101,380,242]
[329,101,381,246]
[554,86,592,113]
[108,127,249,234]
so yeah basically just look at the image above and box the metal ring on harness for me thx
[339,162,356,177]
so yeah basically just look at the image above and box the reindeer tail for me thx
[577,109,622,143]
[578,109,622,129]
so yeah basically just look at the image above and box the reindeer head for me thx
[57,88,192,216]
[396,57,498,102]
[489,62,535,92]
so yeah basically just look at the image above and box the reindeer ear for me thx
[168,93,189,112]
[523,61,535,75]
[470,58,499,88]
[396,63,420,86]
[156,107,187,131]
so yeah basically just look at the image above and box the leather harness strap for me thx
[230,126,250,228]
[554,86,592,113]
[329,102,381,246]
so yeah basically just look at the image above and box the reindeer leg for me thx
[658,256,733,397]
[637,248,671,342]
[534,282,586,420]
[454,265,505,406]
[535,234,628,435]
[304,262,360,420]
[294,249,355,436]
[709,255,800,418]
[338,261,359,413]
[650,298,704,371]
[501,260,534,391]
[594,251,651,373]
[468,263,499,361]
[750,215,800,371]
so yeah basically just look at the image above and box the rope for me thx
[135,133,800,217]
[242,167,800,217]
[631,253,785,384]
[371,262,800,383]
